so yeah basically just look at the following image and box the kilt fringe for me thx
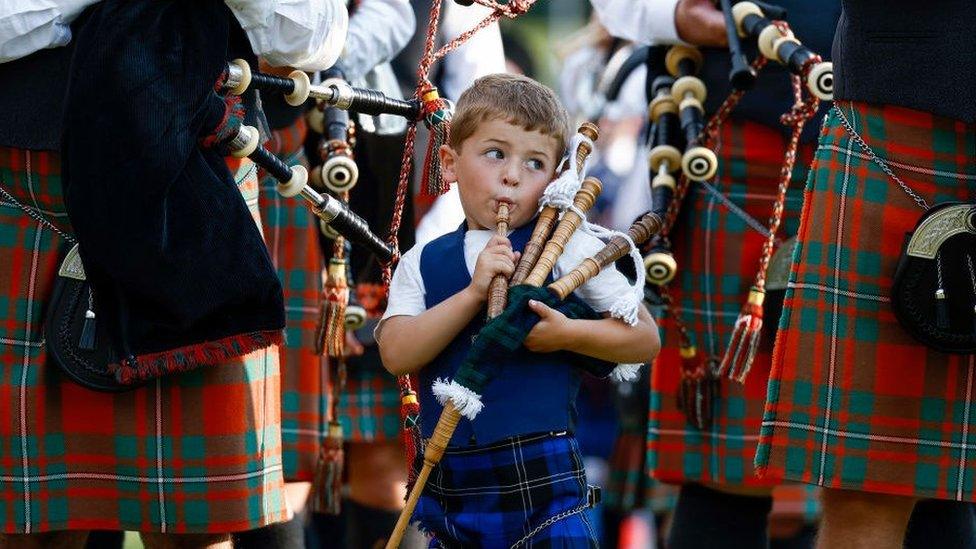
[110,329,284,384]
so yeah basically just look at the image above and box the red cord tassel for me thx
[720,288,765,383]
[676,345,715,430]
[311,421,344,515]
[399,383,422,490]
[316,258,349,358]
[419,87,453,197]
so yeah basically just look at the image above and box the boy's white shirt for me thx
[379,224,633,334]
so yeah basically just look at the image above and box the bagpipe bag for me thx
[59,0,284,382]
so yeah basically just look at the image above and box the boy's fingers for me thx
[528,299,551,317]
[488,235,512,248]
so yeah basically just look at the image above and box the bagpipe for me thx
[217,59,417,263]
[638,1,831,429]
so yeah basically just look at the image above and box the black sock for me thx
[770,523,816,549]
[344,499,399,549]
[904,499,976,549]
[667,483,773,549]
[307,508,347,549]
[602,506,626,549]
[85,530,124,549]
[232,513,305,549]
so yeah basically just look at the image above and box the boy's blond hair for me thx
[448,73,570,158]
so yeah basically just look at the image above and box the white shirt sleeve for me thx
[589,0,683,46]
[439,2,506,100]
[0,0,98,63]
[553,230,634,313]
[336,0,414,82]
[379,243,429,322]
[225,0,349,72]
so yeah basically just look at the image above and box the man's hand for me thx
[523,300,571,353]
[467,235,519,300]
[675,0,728,48]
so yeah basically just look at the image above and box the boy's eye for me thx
[526,159,545,170]
[485,149,504,159]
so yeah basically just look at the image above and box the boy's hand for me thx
[524,299,571,353]
[467,235,519,300]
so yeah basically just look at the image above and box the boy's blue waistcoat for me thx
[419,222,582,447]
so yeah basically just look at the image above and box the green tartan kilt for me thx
[757,101,976,501]
[648,118,812,498]
[0,148,287,533]
[336,346,402,442]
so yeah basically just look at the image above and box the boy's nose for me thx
[502,163,520,187]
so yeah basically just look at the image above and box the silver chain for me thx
[509,502,590,549]
[0,184,76,243]
[833,104,929,211]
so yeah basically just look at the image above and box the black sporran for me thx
[45,244,140,392]
[891,202,976,354]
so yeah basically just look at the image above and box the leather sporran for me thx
[45,244,140,392]
[891,202,976,354]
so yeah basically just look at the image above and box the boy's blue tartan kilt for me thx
[413,432,598,548]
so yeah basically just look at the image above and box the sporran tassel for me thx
[936,289,949,330]
[419,87,453,197]
[936,253,949,330]
[79,288,97,351]
[311,421,345,515]
[721,288,765,382]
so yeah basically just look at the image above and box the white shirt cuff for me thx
[590,0,683,46]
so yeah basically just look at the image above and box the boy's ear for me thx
[439,144,459,185]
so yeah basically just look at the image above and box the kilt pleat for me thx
[257,118,327,482]
[0,148,287,533]
[757,102,976,500]
[648,119,813,496]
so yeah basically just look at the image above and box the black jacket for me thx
[61,0,284,376]
[833,0,976,122]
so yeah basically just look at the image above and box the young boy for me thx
[377,73,659,547]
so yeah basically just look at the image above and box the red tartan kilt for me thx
[649,118,814,495]
[758,102,976,501]
[255,117,330,482]
[0,148,286,533]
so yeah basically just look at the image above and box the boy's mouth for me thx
[493,198,515,212]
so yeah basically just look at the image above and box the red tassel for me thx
[311,421,344,515]
[419,87,453,197]
[316,258,349,358]
[676,345,715,430]
[720,288,765,383]
[399,383,422,490]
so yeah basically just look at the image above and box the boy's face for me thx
[440,118,562,231]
